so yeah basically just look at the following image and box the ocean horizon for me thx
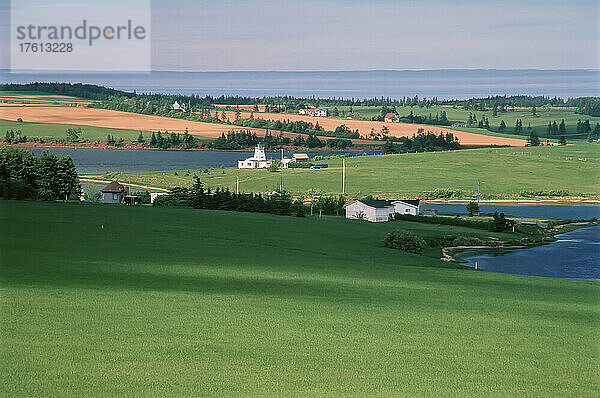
[1,69,599,100]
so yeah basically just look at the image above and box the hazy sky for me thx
[0,0,598,71]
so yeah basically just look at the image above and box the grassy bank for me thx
[102,144,600,199]
[1,200,598,396]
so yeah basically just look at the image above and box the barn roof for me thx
[356,200,394,208]
[392,199,421,207]
[101,181,125,193]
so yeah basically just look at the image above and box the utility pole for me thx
[236,176,239,194]
[342,158,346,194]
[477,179,480,204]
[310,186,314,216]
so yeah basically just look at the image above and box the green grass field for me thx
[0,119,148,142]
[319,105,600,140]
[105,144,600,199]
[1,200,598,396]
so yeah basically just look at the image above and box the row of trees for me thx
[0,147,80,200]
[154,178,304,216]
[154,177,349,217]
[209,130,353,150]
[4,130,28,144]
[3,83,596,114]
[382,131,461,154]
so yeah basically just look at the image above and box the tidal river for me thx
[26,148,378,174]
[457,225,600,279]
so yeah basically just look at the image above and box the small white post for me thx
[236,176,239,194]
[475,261,478,270]
[342,158,346,194]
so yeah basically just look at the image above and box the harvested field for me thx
[0,105,377,144]
[217,110,527,146]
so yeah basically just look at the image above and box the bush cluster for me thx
[384,231,427,254]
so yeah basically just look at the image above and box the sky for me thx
[0,0,598,71]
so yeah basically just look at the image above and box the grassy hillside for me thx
[1,201,598,396]
[106,144,600,199]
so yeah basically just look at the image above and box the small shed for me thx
[292,153,310,162]
[345,200,395,222]
[101,181,125,204]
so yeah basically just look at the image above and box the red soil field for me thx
[0,105,377,144]
[216,110,527,146]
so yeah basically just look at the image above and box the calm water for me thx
[457,225,600,279]
[424,203,600,220]
[3,70,599,99]
[26,147,377,174]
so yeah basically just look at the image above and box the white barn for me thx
[345,200,395,223]
[238,144,272,169]
[345,199,422,222]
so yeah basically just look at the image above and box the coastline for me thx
[1,141,381,153]
[441,220,599,263]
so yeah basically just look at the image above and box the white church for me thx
[238,144,272,169]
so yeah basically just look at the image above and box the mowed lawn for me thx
[1,201,598,396]
[112,144,600,198]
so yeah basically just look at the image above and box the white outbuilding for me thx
[344,200,395,223]
[238,144,272,169]
[391,199,421,216]
[345,199,422,222]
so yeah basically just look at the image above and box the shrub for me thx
[0,179,36,200]
[394,213,490,230]
[384,230,427,254]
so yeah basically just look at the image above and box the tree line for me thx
[382,131,461,154]
[154,177,348,218]
[7,83,595,114]
[208,130,353,150]
[0,147,80,200]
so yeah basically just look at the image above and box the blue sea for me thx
[2,69,598,99]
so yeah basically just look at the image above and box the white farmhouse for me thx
[298,107,328,117]
[391,199,421,216]
[238,144,272,169]
[345,199,422,222]
[171,101,187,112]
[345,200,396,222]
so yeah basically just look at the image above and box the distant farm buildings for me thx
[171,101,187,112]
[384,113,400,123]
[451,121,466,127]
[345,199,421,222]
[281,153,310,168]
[298,107,328,117]
[238,144,272,169]
[292,153,309,162]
